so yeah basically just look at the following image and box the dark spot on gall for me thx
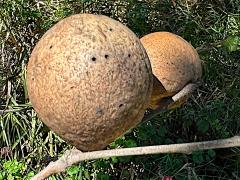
[109,28,113,31]
[92,57,96,62]
[128,54,131,58]
[50,45,53,49]
[105,54,109,59]
[119,104,123,108]
[96,108,104,117]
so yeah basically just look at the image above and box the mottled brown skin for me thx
[140,32,202,110]
[27,14,153,151]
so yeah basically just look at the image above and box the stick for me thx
[142,83,199,122]
[172,83,198,102]
[32,136,240,180]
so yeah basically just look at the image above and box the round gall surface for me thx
[27,14,152,151]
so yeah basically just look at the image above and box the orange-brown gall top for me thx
[140,32,202,109]
[27,14,152,151]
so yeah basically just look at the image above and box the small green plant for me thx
[224,35,240,52]
[0,159,34,180]
[192,150,216,164]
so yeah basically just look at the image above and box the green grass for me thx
[0,0,240,179]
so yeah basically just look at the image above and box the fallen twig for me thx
[32,136,240,180]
